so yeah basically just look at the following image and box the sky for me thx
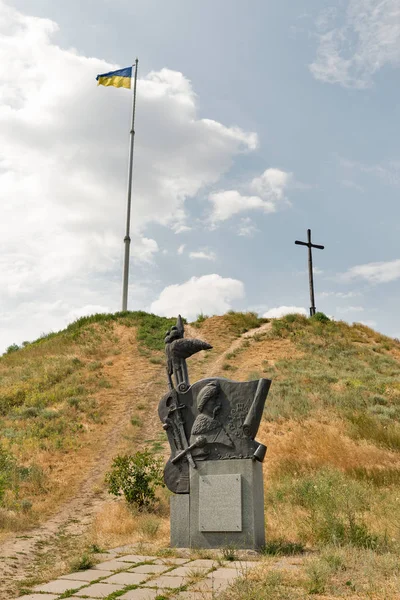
[1,0,400,352]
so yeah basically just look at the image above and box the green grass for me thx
[224,311,267,335]
[267,467,380,549]
[70,552,95,571]
[261,539,305,556]
[3,311,181,355]
[263,316,400,427]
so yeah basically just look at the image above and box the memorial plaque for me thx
[199,474,242,532]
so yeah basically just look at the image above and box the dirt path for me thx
[0,326,164,600]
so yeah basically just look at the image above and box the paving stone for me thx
[18,595,59,600]
[207,567,239,580]
[165,565,209,577]
[33,579,85,593]
[103,571,148,585]
[59,569,113,581]
[142,574,186,588]
[74,582,124,597]
[185,559,217,568]
[153,557,189,565]
[119,589,161,599]
[91,553,113,561]
[129,564,169,574]
[92,559,129,570]
[115,554,155,563]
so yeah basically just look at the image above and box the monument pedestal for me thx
[171,459,265,549]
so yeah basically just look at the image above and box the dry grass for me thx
[90,500,170,550]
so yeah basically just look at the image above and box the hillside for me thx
[1,311,400,599]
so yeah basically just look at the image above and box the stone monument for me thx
[158,316,271,549]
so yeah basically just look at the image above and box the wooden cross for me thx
[295,229,324,317]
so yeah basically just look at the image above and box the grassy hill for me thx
[1,311,400,599]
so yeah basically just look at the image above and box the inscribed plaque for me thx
[199,474,242,532]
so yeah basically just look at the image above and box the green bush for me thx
[105,450,164,509]
[5,343,20,355]
[310,312,330,323]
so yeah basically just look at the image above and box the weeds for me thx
[261,539,305,556]
[192,313,209,328]
[70,552,94,571]
[221,544,238,561]
[268,468,379,548]
[347,412,400,451]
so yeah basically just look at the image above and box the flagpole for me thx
[122,58,138,311]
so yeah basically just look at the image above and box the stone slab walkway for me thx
[17,550,261,600]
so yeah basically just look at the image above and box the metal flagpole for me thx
[122,58,138,311]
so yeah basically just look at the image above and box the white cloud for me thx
[336,305,364,314]
[0,1,258,350]
[250,168,291,200]
[341,158,400,186]
[149,274,244,321]
[263,306,307,318]
[209,168,291,223]
[341,180,364,192]
[177,244,185,255]
[174,225,192,234]
[132,237,159,263]
[320,291,361,298]
[310,0,400,88]
[238,217,259,237]
[342,259,400,283]
[189,249,216,261]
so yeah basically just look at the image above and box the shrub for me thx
[5,343,20,354]
[70,553,94,571]
[105,450,164,509]
[311,312,330,323]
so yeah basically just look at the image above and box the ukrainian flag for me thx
[96,66,132,89]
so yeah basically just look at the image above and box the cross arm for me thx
[295,240,309,246]
[311,244,324,250]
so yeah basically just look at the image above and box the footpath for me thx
[18,548,260,600]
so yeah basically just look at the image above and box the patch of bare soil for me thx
[0,325,165,600]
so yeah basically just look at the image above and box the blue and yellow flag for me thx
[96,66,132,89]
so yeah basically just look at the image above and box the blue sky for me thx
[1,0,400,352]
